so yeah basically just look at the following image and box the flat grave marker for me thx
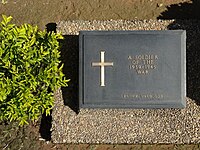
[79,30,186,108]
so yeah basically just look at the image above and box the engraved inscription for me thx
[122,93,164,99]
[128,54,158,75]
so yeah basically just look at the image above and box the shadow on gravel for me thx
[39,23,80,141]
[158,0,200,19]
[46,24,80,114]
[39,23,57,141]
[167,20,200,106]
[60,35,79,114]
[39,113,52,141]
[159,0,200,105]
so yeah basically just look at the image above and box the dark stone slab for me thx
[79,30,186,108]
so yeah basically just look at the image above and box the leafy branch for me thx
[0,15,70,126]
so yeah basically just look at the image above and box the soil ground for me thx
[0,0,200,150]
[0,0,195,29]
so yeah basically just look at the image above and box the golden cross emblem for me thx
[92,51,114,86]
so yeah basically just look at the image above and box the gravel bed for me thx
[52,20,200,144]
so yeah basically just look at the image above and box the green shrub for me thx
[0,15,69,126]
[1,0,7,4]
